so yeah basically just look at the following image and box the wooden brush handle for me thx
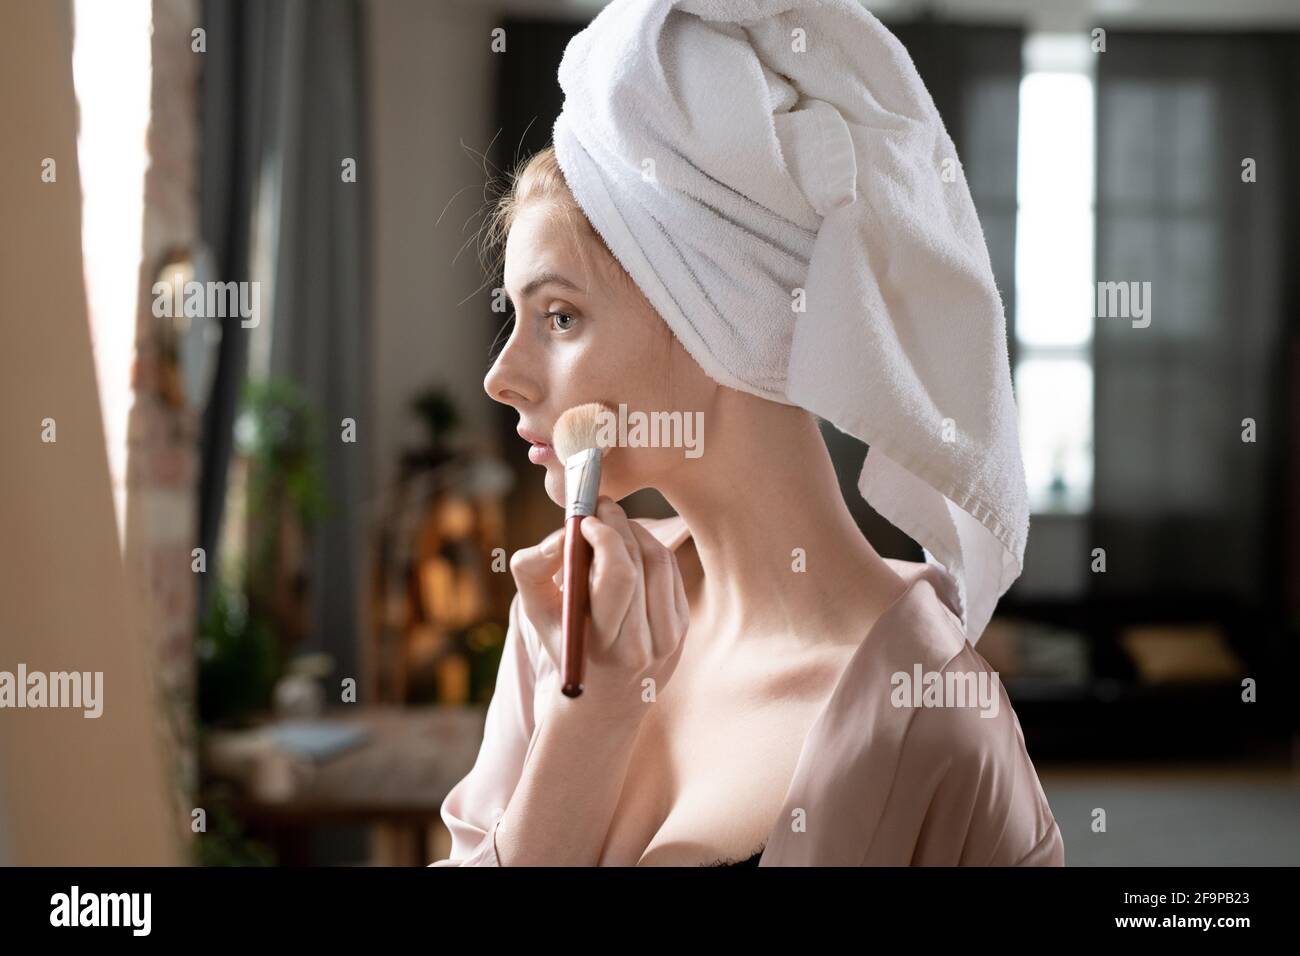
[560,514,591,697]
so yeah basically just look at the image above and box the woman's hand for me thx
[509,496,689,719]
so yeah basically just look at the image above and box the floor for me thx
[1037,761,1300,866]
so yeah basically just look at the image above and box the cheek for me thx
[548,337,626,410]
[596,335,678,412]
[542,311,698,502]
[555,318,674,416]
[598,444,679,498]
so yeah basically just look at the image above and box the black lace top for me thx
[703,845,765,867]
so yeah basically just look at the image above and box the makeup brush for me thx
[552,402,614,698]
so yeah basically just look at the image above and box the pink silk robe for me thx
[430,516,1064,866]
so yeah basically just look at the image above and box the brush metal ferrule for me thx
[563,447,603,519]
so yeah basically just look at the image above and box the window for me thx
[1013,32,1095,514]
[71,0,152,548]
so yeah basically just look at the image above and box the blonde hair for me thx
[480,144,623,295]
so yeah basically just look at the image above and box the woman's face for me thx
[484,201,714,507]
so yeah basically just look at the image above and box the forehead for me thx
[503,203,606,293]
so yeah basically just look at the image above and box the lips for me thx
[517,424,554,465]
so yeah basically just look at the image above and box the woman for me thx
[431,0,1063,867]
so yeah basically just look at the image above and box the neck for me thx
[656,397,905,639]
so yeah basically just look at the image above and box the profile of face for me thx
[483,201,716,507]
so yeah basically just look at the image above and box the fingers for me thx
[670,542,688,642]
[509,526,565,630]
[578,514,638,651]
[627,520,685,660]
[516,504,690,679]
[596,498,648,628]
[581,498,647,651]
[594,497,643,578]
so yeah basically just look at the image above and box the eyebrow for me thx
[508,270,585,308]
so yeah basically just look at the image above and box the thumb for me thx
[509,527,565,627]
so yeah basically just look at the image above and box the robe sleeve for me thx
[760,577,1064,867]
[428,594,540,866]
[896,650,1065,867]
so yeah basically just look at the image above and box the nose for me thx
[483,320,537,407]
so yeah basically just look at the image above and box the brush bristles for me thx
[553,402,614,463]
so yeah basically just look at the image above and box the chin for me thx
[540,457,641,511]
[542,465,564,507]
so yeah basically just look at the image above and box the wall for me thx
[0,0,183,866]
[367,0,502,506]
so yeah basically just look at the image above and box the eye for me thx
[547,311,577,332]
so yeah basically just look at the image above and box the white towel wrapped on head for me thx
[552,0,1029,644]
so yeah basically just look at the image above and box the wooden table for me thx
[202,704,487,865]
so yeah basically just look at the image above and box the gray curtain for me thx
[1092,31,1300,633]
[261,0,371,686]
[197,0,270,623]
[199,0,370,686]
